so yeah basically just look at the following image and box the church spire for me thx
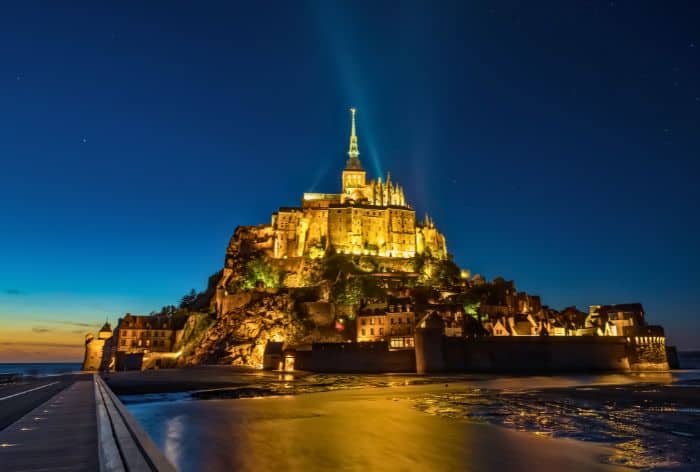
[348,107,360,159]
[344,107,363,172]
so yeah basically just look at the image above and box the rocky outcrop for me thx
[185,291,306,368]
[184,287,352,368]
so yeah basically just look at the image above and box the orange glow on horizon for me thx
[0,325,92,363]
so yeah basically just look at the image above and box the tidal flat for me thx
[118,368,700,471]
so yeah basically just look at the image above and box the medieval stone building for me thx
[223,109,448,269]
[81,321,114,371]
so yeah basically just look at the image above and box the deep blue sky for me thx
[1,1,699,359]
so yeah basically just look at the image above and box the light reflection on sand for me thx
[411,382,700,469]
[122,371,700,471]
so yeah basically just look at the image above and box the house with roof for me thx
[357,302,416,349]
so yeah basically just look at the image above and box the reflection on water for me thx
[412,382,700,469]
[124,371,700,471]
[164,415,185,467]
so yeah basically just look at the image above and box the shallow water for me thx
[123,370,700,471]
[411,383,700,469]
[0,362,82,376]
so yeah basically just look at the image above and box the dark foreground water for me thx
[0,362,82,376]
[123,368,700,471]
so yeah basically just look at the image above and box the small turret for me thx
[98,319,112,340]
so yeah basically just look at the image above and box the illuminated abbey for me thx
[228,109,448,263]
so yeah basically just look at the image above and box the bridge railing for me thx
[94,374,176,472]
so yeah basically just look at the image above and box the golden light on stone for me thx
[220,107,449,279]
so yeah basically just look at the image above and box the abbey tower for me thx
[223,109,448,272]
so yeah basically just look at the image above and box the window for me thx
[370,318,374,325]
[391,318,395,324]
[379,328,384,336]
[361,318,366,325]
[370,328,374,336]
[361,329,366,336]
[120,340,126,346]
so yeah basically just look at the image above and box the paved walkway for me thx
[0,376,75,431]
[0,378,99,471]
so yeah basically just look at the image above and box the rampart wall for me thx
[438,336,631,373]
[295,342,415,373]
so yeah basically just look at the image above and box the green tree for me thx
[179,289,198,309]
[242,256,281,289]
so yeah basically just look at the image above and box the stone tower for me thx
[81,321,114,371]
[341,107,366,193]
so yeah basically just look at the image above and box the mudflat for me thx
[117,367,700,470]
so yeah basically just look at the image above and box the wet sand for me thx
[114,367,700,470]
[105,364,681,395]
[127,383,630,472]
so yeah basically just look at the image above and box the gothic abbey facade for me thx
[225,109,448,266]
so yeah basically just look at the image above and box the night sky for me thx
[1,1,699,361]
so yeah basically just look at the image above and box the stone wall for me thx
[628,337,669,371]
[295,342,415,373]
[416,335,632,373]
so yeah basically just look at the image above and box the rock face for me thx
[186,291,306,368]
